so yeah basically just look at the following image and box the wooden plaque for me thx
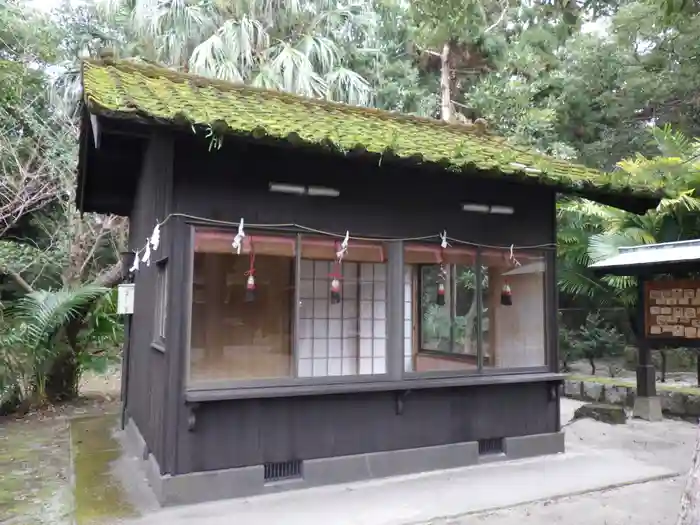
[644,279,700,341]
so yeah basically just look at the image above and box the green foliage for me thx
[410,0,508,48]
[65,0,380,106]
[558,313,578,372]
[77,289,124,374]
[0,285,110,409]
[3,0,700,412]
[556,126,700,311]
[347,0,439,116]
[0,0,63,64]
[561,312,628,375]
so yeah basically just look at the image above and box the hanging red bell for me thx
[245,274,256,302]
[500,281,512,306]
[330,278,341,304]
[436,281,446,306]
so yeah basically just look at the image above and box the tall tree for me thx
[409,0,512,123]
[95,0,377,104]
[0,0,127,404]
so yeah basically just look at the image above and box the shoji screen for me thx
[297,238,388,377]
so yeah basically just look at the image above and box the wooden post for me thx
[120,315,131,430]
[633,276,662,421]
[636,338,656,398]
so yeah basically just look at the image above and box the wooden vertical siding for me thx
[177,382,557,473]
[125,133,174,473]
[149,134,561,475]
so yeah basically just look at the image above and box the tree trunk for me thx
[588,357,596,376]
[440,41,452,122]
[660,350,667,382]
[46,350,80,402]
[677,423,700,525]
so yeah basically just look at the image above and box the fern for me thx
[0,285,109,405]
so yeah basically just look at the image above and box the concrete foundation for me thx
[633,396,663,422]
[122,418,565,507]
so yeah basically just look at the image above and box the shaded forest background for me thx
[2,0,700,412]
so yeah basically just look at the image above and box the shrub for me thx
[560,312,627,375]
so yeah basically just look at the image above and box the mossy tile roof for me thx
[81,58,667,208]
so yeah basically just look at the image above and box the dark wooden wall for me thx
[125,133,174,473]
[121,130,559,477]
[164,134,558,475]
[171,137,556,246]
[176,382,558,473]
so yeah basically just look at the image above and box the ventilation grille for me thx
[264,459,303,482]
[478,438,504,455]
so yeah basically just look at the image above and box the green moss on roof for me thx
[81,58,667,201]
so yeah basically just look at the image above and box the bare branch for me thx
[0,100,77,238]
[92,261,124,289]
[1,265,34,294]
[485,0,509,34]
[78,220,109,279]
[414,44,441,57]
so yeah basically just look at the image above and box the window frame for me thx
[152,257,168,351]
[403,246,551,379]
[185,225,393,391]
[414,262,481,364]
[183,223,555,394]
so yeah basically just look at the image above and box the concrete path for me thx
[123,399,688,525]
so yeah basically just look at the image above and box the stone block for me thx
[633,396,663,421]
[660,390,686,416]
[684,394,700,419]
[564,380,582,399]
[582,382,603,402]
[573,403,627,425]
[603,385,628,405]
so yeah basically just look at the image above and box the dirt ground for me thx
[0,368,122,525]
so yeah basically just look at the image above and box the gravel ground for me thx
[435,399,698,525]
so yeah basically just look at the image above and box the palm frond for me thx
[652,123,695,158]
[588,230,656,264]
[7,285,109,351]
[268,41,326,97]
[557,267,611,302]
[296,34,338,74]
[656,191,700,214]
[325,67,372,106]
[190,15,269,80]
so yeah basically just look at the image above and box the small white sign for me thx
[117,283,135,315]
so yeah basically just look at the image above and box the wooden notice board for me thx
[644,279,700,341]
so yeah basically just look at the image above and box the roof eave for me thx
[81,105,665,215]
[570,189,662,215]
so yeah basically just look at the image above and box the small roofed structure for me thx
[78,57,666,507]
[592,239,700,421]
[591,239,700,275]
